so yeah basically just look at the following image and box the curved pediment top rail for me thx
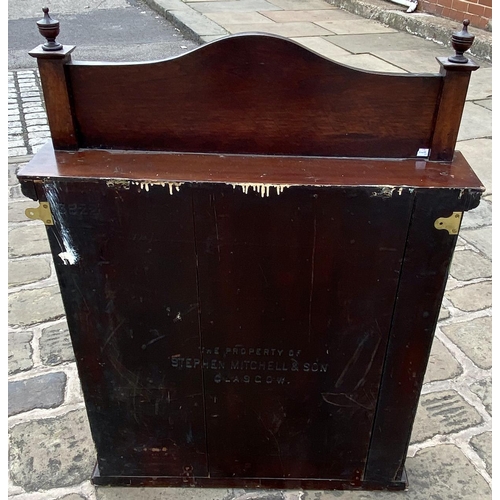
[30,10,479,161]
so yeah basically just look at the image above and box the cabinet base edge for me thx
[91,464,408,491]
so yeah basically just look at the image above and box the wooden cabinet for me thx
[18,17,483,490]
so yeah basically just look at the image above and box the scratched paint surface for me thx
[43,179,414,480]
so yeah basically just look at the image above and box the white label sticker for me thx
[417,148,430,157]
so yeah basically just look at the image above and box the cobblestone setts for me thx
[7,34,492,500]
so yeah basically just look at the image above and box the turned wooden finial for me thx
[37,7,62,51]
[448,19,475,63]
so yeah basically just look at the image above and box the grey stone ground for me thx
[8,0,492,498]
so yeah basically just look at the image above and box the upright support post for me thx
[430,20,479,161]
[28,8,78,150]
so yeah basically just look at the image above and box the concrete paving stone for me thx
[474,98,492,110]
[168,9,230,36]
[371,48,451,73]
[301,445,490,498]
[457,138,492,195]
[9,147,29,157]
[7,114,21,122]
[24,111,48,119]
[8,331,34,375]
[40,321,76,366]
[225,21,333,36]
[8,127,23,135]
[8,223,51,258]
[10,184,29,201]
[423,337,462,384]
[438,304,450,321]
[60,494,87,500]
[205,11,275,24]
[470,432,492,477]
[315,19,397,34]
[8,256,52,287]
[324,31,440,54]
[469,378,492,415]
[190,0,282,13]
[8,138,26,148]
[410,390,483,444]
[27,124,50,132]
[8,199,40,223]
[267,0,337,9]
[291,36,351,59]
[326,53,404,72]
[23,101,45,108]
[8,284,66,327]
[449,249,491,281]
[9,409,96,492]
[461,199,491,229]
[96,487,234,499]
[459,226,492,259]
[263,8,361,22]
[233,493,284,500]
[446,281,491,312]
[441,316,492,370]
[457,102,492,141]
[32,142,47,154]
[8,371,67,416]
[25,117,49,126]
[467,67,492,101]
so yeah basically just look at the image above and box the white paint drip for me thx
[44,184,79,266]
[231,183,290,196]
[129,180,290,197]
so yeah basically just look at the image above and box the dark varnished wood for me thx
[18,22,485,492]
[66,34,443,158]
[18,143,483,197]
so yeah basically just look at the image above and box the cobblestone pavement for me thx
[8,1,492,499]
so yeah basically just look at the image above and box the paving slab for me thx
[460,199,492,229]
[291,36,351,59]
[224,21,333,36]
[328,52,403,72]
[448,249,492,282]
[440,316,492,370]
[8,256,52,287]
[456,138,492,195]
[446,281,491,313]
[205,11,275,24]
[370,48,450,73]
[470,432,492,477]
[8,224,51,258]
[8,331,34,375]
[324,31,438,54]
[423,338,462,383]
[457,102,492,141]
[9,409,96,492]
[8,285,66,327]
[459,226,492,259]
[96,487,235,499]
[410,390,483,444]
[40,321,76,366]
[469,378,492,416]
[268,0,337,9]
[189,0,282,13]
[315,19,397,34]
[8,372,67,416]
[264,8,361,22]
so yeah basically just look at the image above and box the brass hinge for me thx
[434,212,462,235]
[25,202,54,225]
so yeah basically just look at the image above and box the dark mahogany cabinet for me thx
[18,15,483,491]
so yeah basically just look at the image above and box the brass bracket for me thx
[25,202,54,225]
[434,212,462,235]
